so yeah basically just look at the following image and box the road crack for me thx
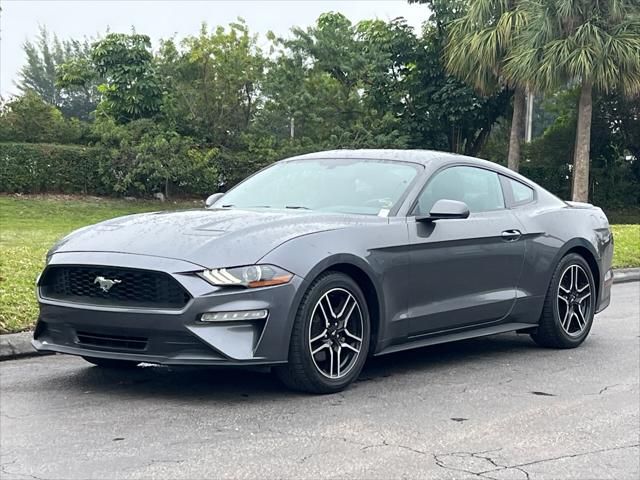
[506,443,639,470]
[359,436,430,458]
[433,448,526,480]
[586,383,634,395]
[433,444,639,479]
[0,461,46,480]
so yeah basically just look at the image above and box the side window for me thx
[414,166,505,215]
[506,177,535,205]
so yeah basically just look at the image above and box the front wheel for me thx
[275,272,370,394]
[531,253,596,348]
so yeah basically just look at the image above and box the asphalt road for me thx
[1,282,639,480]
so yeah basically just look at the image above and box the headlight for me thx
[198,265,293,288]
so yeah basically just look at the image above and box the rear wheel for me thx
[275,272,370,394]
[82,356,140,369]
[531,253,596,348]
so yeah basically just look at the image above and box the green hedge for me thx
[0,141,221,197]
[0,142,104,194]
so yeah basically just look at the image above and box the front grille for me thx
[76,330,148,351]
[40,266,191,309]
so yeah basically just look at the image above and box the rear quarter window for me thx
[506,177,535,206]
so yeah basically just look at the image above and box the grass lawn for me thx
[1,195,639,334]
[0,195,201,334]
[610,225,640,268]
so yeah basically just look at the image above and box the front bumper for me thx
[33,252,302,366]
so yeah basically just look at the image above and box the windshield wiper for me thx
[223,205,309,210]
[222,205,273,208]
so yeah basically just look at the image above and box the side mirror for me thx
[205,192,224,208]
[416,199,470,222]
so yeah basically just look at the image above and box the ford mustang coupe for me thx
[33,150,613,393]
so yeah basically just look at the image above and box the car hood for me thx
[50,208,385,269]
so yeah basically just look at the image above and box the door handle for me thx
[501,229,522,242]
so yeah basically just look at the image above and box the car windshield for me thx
[215,159,421,216]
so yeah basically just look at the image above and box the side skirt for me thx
[374,322,536,357]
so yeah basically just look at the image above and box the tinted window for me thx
[414,166,505,215]
[507,178,534,205]
[217,159,420,216]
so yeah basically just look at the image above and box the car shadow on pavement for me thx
[37,332,539,401]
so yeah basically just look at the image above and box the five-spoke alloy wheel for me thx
[275,272,370,393]
[557,264,592,337]
[531,253,596,348]
[308,288,364,379]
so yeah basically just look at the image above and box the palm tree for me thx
[505,0,640,202]
[446,0,528,171]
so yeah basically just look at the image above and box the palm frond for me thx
[503,0,640,95]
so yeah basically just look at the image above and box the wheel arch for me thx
[555,239,601,303]
[300,255,385,355]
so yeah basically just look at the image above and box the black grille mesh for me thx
[40,266,190,309]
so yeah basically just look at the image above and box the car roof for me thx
[282,149,521,177]
[283,149,443,165]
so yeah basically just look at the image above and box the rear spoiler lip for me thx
[565,200,595,209]
[565,201,611,229]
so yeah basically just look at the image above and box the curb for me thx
[0,332,41,361]
[1,267,638,362]
[613,267,640,284]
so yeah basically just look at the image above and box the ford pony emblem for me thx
[94,276,122,293]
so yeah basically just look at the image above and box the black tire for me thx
[275,271,371,394]
[82,356,140,369]
[530,253,596,348]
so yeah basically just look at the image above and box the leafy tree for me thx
[446,0,528,171]
[406,1,513,155]
[17,26,97,119]
[0,91,84,144]
[356,18,420,139]
[413,11,512,154]
[258,11,510,156]
[91,33,163,122]
[56,54,100,120]
[17,27,60,105]
[263,14,368,143]
[409,0,468,26]
[505,0,640,201]
[256,13,409,151]
[159,20,265,146]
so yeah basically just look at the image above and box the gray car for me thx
[33,150,614,393]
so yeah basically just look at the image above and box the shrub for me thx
[0,139,220,198]
[90,118,220,197]
[0,142,103,194]
[0,92,87,144]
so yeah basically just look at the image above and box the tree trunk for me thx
[507,87,526,171]
[466,126,491,157]
[572,80,593,202]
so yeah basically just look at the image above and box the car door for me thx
[406,165,525,337]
